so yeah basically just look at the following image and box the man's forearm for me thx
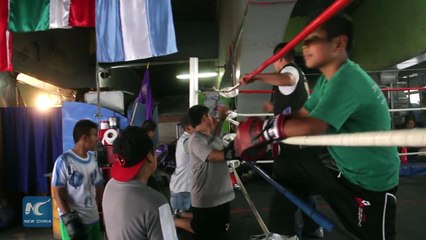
[255,73,295,86]
[214,118,225,136]
[54,188,71,214]
[96,185,104,207]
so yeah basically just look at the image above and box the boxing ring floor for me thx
[0,173,425,239]
[227,173,426,240]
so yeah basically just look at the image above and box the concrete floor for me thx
[0,174,425,240]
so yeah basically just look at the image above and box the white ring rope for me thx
[226,118,240,126]
[229,108,425,116]
[282,129,426,147]
[246,150,426,165]
[236,113,274,117]
[399,151,426,156]
[389,107,426,112]
[255,160,274,164]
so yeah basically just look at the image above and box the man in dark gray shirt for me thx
[175,105,235,240]
[102,126,178,240]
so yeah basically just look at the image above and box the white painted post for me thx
[189,57,199,107]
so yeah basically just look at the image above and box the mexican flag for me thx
[8,0,95,32]
[0,0,11,71]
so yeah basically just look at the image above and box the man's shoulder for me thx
[189,131,206,141]
[54,151,72,164]
[281,63,300,73]
[142,187,169,208]
[178,132,191,142]
[340,59,366,75]
[106,181,168,206]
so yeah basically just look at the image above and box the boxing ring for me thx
[185,0,426,238]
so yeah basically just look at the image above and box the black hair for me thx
[141,119,157,132]
[273,42,295,61]
[312,13,353,53]
[113,126,154,167]
[73,119,98,144]
[404,115,416,124]
[180,114,192,129]
[188,105,209,128]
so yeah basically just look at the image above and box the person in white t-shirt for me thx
[51,119,104,240]
[169,115,194,215]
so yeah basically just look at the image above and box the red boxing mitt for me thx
[235,116,287,161]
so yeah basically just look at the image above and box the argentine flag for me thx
[96,0,177,63]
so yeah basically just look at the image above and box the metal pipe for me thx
[230,163,269,234]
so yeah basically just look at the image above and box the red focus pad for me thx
[234,117,268,161]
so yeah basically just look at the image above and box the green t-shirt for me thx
[304,60,399,191]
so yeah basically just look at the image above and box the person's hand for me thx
[239,74,256,86]
[234,116,287,161]
[263,101,274,113]
[216,104,230,121]
[60,211,87,240]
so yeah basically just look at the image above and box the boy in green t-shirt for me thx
[235,14,399,239]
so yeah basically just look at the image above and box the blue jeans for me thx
[170,191,191,213]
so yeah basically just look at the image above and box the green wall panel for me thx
[283,16,308,53]
[351,0,426,70]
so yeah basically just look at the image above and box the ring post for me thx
[189,57,199,107]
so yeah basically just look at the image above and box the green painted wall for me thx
[351,0,426,70]
[283,16,307,53]
[284,0,426,71]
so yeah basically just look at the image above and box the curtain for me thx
[1,107,62,193]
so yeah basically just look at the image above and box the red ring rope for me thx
[244,0,352,83]
[245,87,426,95]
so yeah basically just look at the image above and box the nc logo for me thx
[24,198,51,216]
[22,196,52,227]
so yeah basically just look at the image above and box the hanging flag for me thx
[8,0,95,32]
[0,0,12,71]
[96,0,177,63]
[136,67,153,120]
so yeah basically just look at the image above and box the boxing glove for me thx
[235,116,286,161]
[60,211,87,240]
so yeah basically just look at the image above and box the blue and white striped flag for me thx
[96,0,177,63]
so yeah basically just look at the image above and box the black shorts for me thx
[275,147,397,239]
[191,202,230,240]
[269,146,322,235]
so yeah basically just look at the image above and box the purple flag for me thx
[136,69,153,120]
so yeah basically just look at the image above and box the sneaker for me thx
[269,233,299,240]
[250,233,299,240]
[304,227,324,239]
